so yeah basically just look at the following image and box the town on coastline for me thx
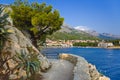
[45,39,120,48]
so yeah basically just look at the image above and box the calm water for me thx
[41,47,120,80]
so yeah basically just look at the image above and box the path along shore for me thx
[42,60,74,80]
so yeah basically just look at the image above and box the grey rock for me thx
[1,25,50,79]
[59,53,110,80]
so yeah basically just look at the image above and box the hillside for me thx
[47,24,120,40]
[98,33,120,40]
[74,26,120,40]
[47,24,99,40]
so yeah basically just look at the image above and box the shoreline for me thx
[107,46,120,49]
[41,46,120,49]
[42,46,100,48]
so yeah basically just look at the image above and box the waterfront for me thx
[41,48,120,80]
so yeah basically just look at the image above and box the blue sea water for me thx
[41,47,120,80]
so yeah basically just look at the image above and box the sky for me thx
[1,0,120,35]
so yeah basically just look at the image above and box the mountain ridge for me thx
[48,24,120,40]
[74,25,120,39]
[47,24,99,40]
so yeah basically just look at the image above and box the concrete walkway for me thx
[42,59,74,80]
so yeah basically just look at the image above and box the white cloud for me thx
[74,26,90,31]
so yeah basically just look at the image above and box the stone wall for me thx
[59,53,110,80]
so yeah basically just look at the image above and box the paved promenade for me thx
[42,60,74,80]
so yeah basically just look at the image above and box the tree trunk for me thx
[22,30,39,49]
[32,38,38,48]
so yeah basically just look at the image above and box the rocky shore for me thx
[1,25,110,80]
[59,53,110,80]
[107,46,120,49]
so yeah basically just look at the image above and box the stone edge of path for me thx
[59,53,110,80]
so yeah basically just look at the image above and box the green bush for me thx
[73,42,98,47]
[14,49,41,79]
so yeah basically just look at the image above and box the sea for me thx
[41,47,120,80]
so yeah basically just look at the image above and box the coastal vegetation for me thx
[0,6,11,52]
[14,49,41,79]
[106,39,120,46]
[73,42,98,47]
[11,0,64,47]
[47,31,99,40]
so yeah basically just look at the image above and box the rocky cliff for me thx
[59,53,110,80]
[0,25,50,79]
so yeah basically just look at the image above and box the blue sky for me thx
[1,0,120,35]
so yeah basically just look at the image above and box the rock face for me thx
[1,25,50,79]
[59,53,110,80]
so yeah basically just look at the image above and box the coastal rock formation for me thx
[59,53,110,80]
[0,25,50,79]
[0,25,110,80]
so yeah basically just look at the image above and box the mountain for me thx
[73,26,104,38]
[98,33,120,40]
[48,24,120,40]
[74,26,120,40]
[47,24,99,40]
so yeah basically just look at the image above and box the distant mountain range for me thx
[47,24,120,40]
[74,26,120,40]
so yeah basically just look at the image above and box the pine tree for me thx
[11,1,64,48]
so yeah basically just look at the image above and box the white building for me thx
[98,42,114,48]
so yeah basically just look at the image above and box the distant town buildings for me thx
[45,39,99,47]
[45,39,73,47]
[98,42,114,48]
[45,39,118,48]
